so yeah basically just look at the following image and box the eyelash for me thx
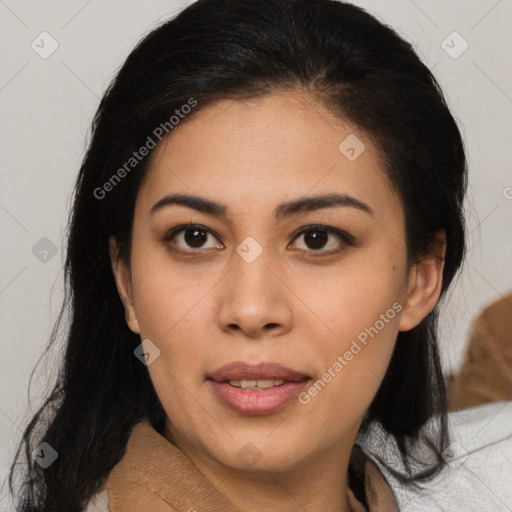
[162,223,355,257]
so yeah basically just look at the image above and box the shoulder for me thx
[359,401,512,511]
[479,291,512,320]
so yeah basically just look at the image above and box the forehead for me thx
[137,90,402,224]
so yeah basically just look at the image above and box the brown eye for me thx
[291,225,354,255]
[164,224,223,251]
[302,229,329,250]
[183,227,209,248]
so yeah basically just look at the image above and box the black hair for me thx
[9,0,467,510]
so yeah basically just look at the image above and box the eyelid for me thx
[291,224,355,247]
[162,223,223,251]
[162,223,354,255]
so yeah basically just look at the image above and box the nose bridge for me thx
[217,233,292,336]
[231,234,276,300]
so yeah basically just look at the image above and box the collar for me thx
[104,417,398,512]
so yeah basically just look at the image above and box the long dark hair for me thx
[9,0,467,510]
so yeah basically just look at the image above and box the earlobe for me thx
[398,231,446,332]
[108,236,141,334]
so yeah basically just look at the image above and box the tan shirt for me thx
[93,418,399,511]
[87,402,512,511]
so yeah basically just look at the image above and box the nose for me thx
[216,245,293,340]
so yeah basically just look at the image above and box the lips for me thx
[207,361,311,414]
[207,361,310,383]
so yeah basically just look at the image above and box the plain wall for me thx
[1,0,511,506]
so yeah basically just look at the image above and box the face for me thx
[111,89,444,476]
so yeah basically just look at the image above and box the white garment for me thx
[86,401,512,511]
[84,488,109,512]
[360,401,512,511]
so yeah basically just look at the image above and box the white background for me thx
[1,0,511,505]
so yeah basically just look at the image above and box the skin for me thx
[110,89,446,512]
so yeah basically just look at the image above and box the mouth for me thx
[206,361,311,415]
[207,360,310,383]
[220,378,292,390]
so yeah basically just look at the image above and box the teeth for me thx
[228,379,286,389]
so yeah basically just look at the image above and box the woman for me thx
[8,0,512,510]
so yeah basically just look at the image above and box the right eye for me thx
[163,224,224,253]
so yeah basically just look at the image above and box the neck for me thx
[164,419,360,512]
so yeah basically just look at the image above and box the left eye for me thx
[290,225,352,255]
[164,224,352,255]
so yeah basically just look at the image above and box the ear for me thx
[109,236,141,334]
[398,231,446,332]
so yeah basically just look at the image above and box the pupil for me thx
[185,228,207,248]
[306,230,327,250]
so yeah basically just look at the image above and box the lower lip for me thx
[208,379,310,415]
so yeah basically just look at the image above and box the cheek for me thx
[129,240,204,337]
[293,251,405,345]
[130,262,210,419]
[132,280,210,377]
[293,252,404,414]
[299,317,399,432]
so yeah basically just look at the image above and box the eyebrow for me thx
[150,192,373,220]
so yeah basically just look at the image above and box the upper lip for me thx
[208,361,310,382]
